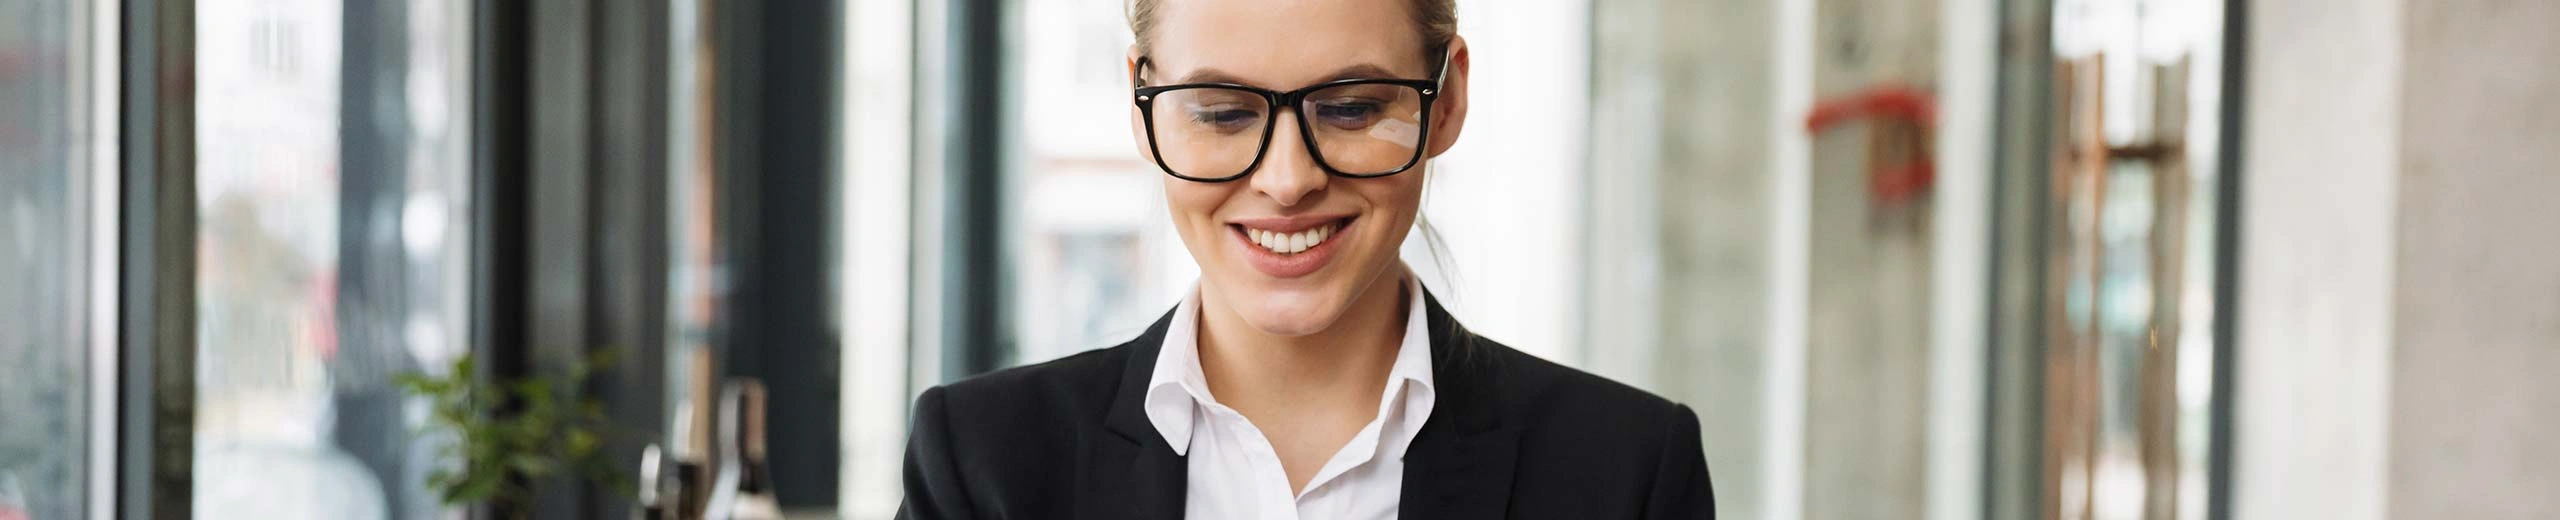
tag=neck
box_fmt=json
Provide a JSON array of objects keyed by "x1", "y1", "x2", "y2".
[{"x1": 1194, "y1": 268, "x2": 1412, "y2": 417}]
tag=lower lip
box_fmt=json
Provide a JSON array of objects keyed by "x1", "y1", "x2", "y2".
[{"x1": 1231, "y1": 219, "x2": 1353, "y2": 279}]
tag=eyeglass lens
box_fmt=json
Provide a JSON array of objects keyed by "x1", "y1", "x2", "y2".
[{"x1": 1149, "y1": 83, "x2": 1426, "y2": 179}]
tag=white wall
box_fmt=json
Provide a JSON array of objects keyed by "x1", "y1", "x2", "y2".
[
  {"x1": 2386, "y1": 0, "x2": 2560, "y2": 516},
  {"x1": 2240, "y1": 1, "x2": 2560, "y2": 517},
  {"x1": 2233, "y1": 0, "x2": 2403, "y2": 518},
  {"x1": 1409, "y1": 0, "x2": 1591, "y2": 361}
]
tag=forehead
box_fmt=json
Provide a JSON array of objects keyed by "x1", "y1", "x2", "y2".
[{"x1": 1147, "y1": 0, "x2": 1427, "y2": 87}]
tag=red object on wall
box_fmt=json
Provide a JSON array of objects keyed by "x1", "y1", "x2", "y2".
[{"x1": 1804, "y1": 85, "x2": 1938, "y2": 205}]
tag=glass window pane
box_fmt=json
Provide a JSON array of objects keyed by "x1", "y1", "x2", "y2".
[
  {"x1": 192, "y1": 1, "x2": 472, "y2": 518},
  {"x1": 1006, "y1": 0, "x2": 1193, "y2": 367},
  {"x1": 0, "y1": 0, "x2": 107, "y2": 518},
  {"x1": 2047, "y1": 0, "x2": 2228, "y2": 516},
  {"x1": 836, "y1": 0, "x2": 917, "y2": 514}
]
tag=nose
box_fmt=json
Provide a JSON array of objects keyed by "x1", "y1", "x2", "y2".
[{"x1": 1249, "y1": 110, "x2": 1327, "y2": 207}]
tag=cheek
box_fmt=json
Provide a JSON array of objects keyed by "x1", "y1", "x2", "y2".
[
  {"x1": 1360, "y1": 175, "x2": 1429, "y2": 232},
  {"x1": 1162, "y1": 180, "x2": 1232, "y2": 240},
  {"x1": 1163, "y1": 179, "x2": 1227, "y2": 216}
]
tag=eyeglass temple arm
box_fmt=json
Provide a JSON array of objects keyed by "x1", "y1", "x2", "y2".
[{"x1": 1432, "y1": 47, "x2": 1454, "y2": 86}]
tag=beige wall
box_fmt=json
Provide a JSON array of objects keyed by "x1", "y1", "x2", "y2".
[
  {"x1": 2241, "y1": 0, "x2": 2560, "y2": 517},
  {"x1": 1586, "y1": 0, "x2": 1787, "y2": 517},
  {"x1": 2235, "y1": 0, "x2": 2403, "y2": 517},
  {"x1": 1588, "y1": 0, "x2": 1956, "y2": 517},
  {"x1": 2388, "y1": 0, "x2": 2560, "y2": 517},
  {"x1": 1801, "y1": 0, "x2": 1941, "y2": 516}
]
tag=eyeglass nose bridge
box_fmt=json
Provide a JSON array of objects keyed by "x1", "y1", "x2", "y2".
[
  {"x1": 1249, "y1": 110, "x2": 1332, "y2": 204},
  {"x1": 1258, "y1": 99, "x2": 1324, "y2": 170},
  {"x1": 1255, "y1": 89, "x2": 1360, "y2": 186}
]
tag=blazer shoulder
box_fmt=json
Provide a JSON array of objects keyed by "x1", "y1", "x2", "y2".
[
  {"x1": 1452, "y1": 336, "x2": 1713, "y2": 519},
  {"x1": 903, "y1": 339, "x2": 1155, "y2": 518},
  {"x1": 925, "y1": 340, "x2": 1134, "y2": 429}
]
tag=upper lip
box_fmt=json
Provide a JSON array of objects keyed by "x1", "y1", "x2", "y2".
[{"x1": 1226, "y1": 214, "x2": 1356, "y2": 233}]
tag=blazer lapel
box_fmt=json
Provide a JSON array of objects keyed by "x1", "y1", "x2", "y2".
[
  {"x1": 1083, "y1": 308, "x2": 1187, "y2": 520},
  {"x1": 1080, "y1": 292, "x2": 1522, "y2": 519},
  {"x1": 1400, "y1": 291, "x2": 1521, "y2": 520}
]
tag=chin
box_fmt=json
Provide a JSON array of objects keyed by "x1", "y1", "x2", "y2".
[{"x1": 1227, "y1": 282, "x2": 1355, "y2": 337}]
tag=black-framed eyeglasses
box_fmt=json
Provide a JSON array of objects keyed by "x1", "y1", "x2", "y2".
[{"x1": 1132, "y1": 54, "x2": 1450, "y2": 182}]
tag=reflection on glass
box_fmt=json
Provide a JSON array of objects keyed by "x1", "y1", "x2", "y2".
[
  {"x1": 836, "y1": 0, "x2": 919, "y2": 513},
  {"x1": 1007, "y1": 0, "x2": 1194, "y2": 366},
  {"x1": 0, "y1": 0, "x2": 102, "y2": 517},
  {"x1": 2046, "y1": 0, "x2": 2222, "y2": 517},
  {"x1": 192, "y1": 1, "x2": 472, "y2": 518}
]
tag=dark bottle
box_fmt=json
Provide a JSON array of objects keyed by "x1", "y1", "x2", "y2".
[
  {"x1": 634, "y1": 443, "x2": 673, "y2": 520},
  {"x1": 663, "y1": 399, "x2": 711, "y2": 520},
  {"x1": 730, "y1": 381, "x2": 782, "y2": 519},
  {"x1": 707, "y1": 380, "x2": 781, "y2": 520}
]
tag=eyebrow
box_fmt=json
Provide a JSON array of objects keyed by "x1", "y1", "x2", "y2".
[{"x1": 1173, "y1": 63, "x2": 1410, "y2": 88}]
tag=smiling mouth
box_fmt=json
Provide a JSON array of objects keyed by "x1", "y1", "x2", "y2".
[{"x1": 1232, "y1": 217, "x2": 1352, "y2": 255}]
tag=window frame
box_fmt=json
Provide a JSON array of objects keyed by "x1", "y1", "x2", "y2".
[
  {"x1": 112, "y1": 0, "x2": 198, "y2": 517},
  {"x1": 93, "y1": 0, "x2": 684, "y2": 517}
]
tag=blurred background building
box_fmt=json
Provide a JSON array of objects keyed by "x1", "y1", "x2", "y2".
[{"x1": 0, "y1": 0, "x2": 2553, "y2": 518}]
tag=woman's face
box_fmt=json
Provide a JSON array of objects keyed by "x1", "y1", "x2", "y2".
[{"x1": 1132, "y1": 0, "x2": 1469, "y2": 337}]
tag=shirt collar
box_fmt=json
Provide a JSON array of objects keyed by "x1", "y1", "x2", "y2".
[
  {"x1": 1142, "y1": 271, "x2": 1439, "y2": 456},
  {"x1": 1141, "y1": 284, "x2": 1213, "y2": 455}
]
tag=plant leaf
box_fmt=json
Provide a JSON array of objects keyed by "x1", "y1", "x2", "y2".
[{"x1": 508, "y1": 453, "x2": 554, "y2": 476}]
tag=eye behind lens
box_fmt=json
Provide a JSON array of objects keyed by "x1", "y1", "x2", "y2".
[{"x1": 1312, "y1": 103, "x2": 1383, "y2": 128}]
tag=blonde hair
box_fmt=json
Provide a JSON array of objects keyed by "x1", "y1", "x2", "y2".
[{"x1": 1126, "y1": 0, "x2": 1458, "y2": 68}]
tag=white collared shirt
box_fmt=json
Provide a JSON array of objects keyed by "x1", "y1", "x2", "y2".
[{"x1": 1142, "y1": 274, "x2": 1438, "y2": 520}]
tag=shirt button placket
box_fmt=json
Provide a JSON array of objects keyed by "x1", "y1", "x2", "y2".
[{"x1": 1239, "y1": 425, "x2": 1294, "y2": 520}]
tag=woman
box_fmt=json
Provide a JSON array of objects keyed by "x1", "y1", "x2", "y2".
[{"x1": 899, "y1": 0, "x2": 1714, "y2": 517}]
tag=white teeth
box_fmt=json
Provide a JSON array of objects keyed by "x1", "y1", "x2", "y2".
[{"x1": 1244, "y1": 222, "x2": 1343, "y2": 255}]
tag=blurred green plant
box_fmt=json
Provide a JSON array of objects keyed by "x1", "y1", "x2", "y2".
[{"x1": 396, "y1": 352, "x2": 630, "y2": 518}]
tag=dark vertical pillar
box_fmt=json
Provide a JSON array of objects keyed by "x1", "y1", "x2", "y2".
[
  {"x1": 333, "y1": 0, "x2": 426, "y2": 517},
  {"x1": 944, "y1": 0, "x2": 1011, "y2": 379},
  {"x1": 117, "y1": 0, "x2": 195, "y2": 518},
  {"x1": 472, "y1": 0, "x2": 529, "y2": 393},
  {"x1": 587, "y1": 0, "x2": 673, "y2": 516},
  {"x1": 1983, "y1": 0, "x2": 2054, "y2": 518},
  {"x1": 2204, "y1": 2, "x2": 2247, "y2": 519},
  {"x1": 712, "y1": 0, "x2": 843, "y2": 509},
  {"x1": 473, "y1": 0, "x2": 672, "y2": 515},
  {"x1": 525, "y1": 0, "x2": 595, "y2": 516}
]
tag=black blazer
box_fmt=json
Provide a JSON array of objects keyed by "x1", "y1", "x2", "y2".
[{"x1": 899, "y1": 291, "x2": 1715, "y2": 519}]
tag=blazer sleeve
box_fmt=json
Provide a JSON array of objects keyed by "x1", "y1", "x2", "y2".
[
  {"x1": 1645, "y1": 404, "x2": 1717, "y2": 519},
  {"x1": 897, "y1": 386, "x2": 975, "y2": 520}
]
